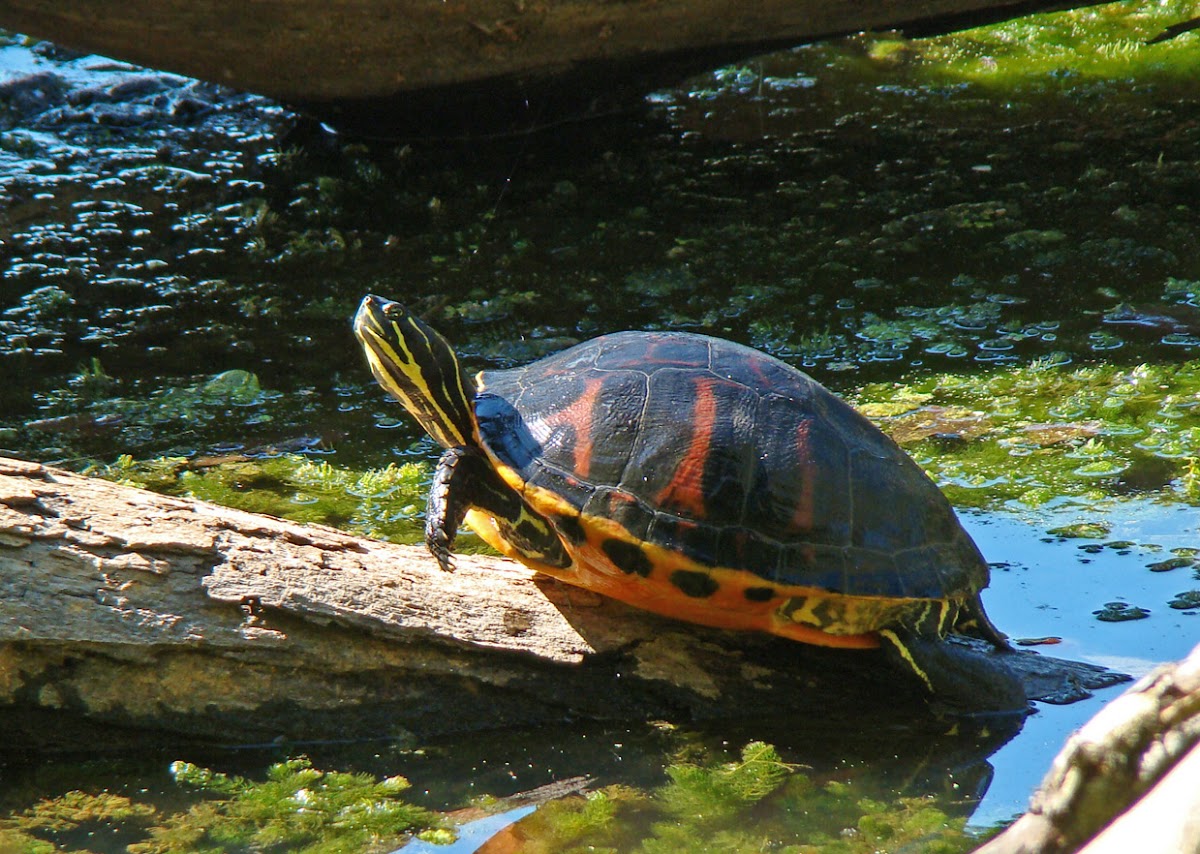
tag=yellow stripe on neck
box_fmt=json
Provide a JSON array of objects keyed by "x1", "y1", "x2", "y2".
[
  {"x1": 360, "y1": 320, "x2": 473, "y2": 449},
  {"x1": 878, "y1": 629, "x2": 935, "y2": 694}
]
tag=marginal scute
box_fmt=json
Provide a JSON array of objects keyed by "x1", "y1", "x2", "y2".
[
  {"x1": 515, "y1": 519, "x2": 546, "y2": 546},
  {"x1": 669, "y1": 569, "x2": 720, "y2": 599},
  {"x1": 650, "y1": 515, "x2": 720, "y2": 567},
  {"x1": 587, "y1": 487, "x2": 652, "y2": 541},
  {"x1": 602, "y1": 538, "x2": 653, "y2": 577}
]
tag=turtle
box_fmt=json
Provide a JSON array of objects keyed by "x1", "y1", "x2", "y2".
[{"x1": 353, "y1": 293, "x2": 1025, "y2": 712}]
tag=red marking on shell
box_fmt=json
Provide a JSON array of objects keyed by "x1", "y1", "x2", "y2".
[
  {"x1": 541, "y1": 376, "x2": 605, "y2": 479},
  {"x1": 655, "y1": 376, "x2": 717, "y2": 519},
  {"x1": 790, "y1": 417, "x2": 816, "y2": 533},
  {"x1": 607, "y1": 490, "x2": 636, "y2": 506}
]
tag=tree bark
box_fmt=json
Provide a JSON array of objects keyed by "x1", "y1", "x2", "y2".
[
  {"x1": 0, "y1": 0, "x2": 1107, "y2": 134},
  {"x1": 975, "y1": 642, "x2": 1200, "y2": 854},
  {"x1": 0, "y1": 1, "x2": 1106, "y2": 102},
  {"x1": 0, "y1": 456, "x2": 1123, "y2": 749}
]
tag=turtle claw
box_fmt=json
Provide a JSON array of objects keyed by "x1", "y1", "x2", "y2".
[{"x1": 432, "y1": 546, "x2": 456, "y2": 573}]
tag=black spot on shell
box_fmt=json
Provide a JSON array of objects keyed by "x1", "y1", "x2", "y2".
[
  {"x1": 602, "y1": 539, "x2": 653, "y2": 577},
  {"x1": 743, "y1": 586, "x2": 775, "y2": 602},
  {"x1": 670, "y1": 569, "x2": 719, "y2": 599},
  {"x1": 554, "y1": 513, "x2": 587, "y2": 544}
]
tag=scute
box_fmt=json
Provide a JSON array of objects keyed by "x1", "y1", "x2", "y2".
[
  {"x1": 621, "y1": 370, "x2": 757, "y2": 522},
  {"x1": 475, "y1": 330, "x2": 988, "y2": 601}
]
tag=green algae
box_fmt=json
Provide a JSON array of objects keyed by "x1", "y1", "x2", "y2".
[
  {"x1": 1167, "y1": 590, "x2": 1200, "y2": 610},
  {"x1": 914, "y1": 1, "x2": 1200, "y2": 91},
  {"x1": 90, "y1": 353, "x2": 1200, "y2": 551},
  {"x1": 86, "y1": 345, "x2": 1200, "y2": 554},
  {"x1": 854, "y1": 359, "x2": 1200, "y2": 508},
  {"x1": 10, "y1": 2, "x2": 1200, "y2": 465},
  {"x1": 1047, "y1": 521, "x2": 1113, "y2": 539},
  {"x1": 1147, "y1": 555, "x2": 1196, "y2": 572},
  {"x1": 0, "y1": 744, "x2": 987, "y2": 853},
  {"x1": 1166, "y1": 590, "x2": 1200, "y2": 609},
  {"x1": 17, "y1": 365, "x2": 287, "y2": 464},
  {"x1": 1092, "y1": 601, "x2": 1152, "y2": 622},
  {"x1": 99, "y1": 453, "x2": 435, "y2": 545},
  {"x1": 495, "y1": 741, "x2": 981, "y2": 854},
  {"x1": 0, "y1": 757, "x2": 444, "y2": 854},
  {"x1": 760, "y1": 1, "x2": 1200, "y2": 114}
]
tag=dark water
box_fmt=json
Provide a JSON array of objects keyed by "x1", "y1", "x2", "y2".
[{"x1": 2, "y1": 9, "x2": 1200, "y2": 850}]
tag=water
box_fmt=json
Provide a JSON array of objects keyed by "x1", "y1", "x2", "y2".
[
  {"x1": 2, "y1": 6, "x2": 1200, "y2": 850},
  {"x1": 961, "y1": 505, "x2": 1199, "y2": 827}
]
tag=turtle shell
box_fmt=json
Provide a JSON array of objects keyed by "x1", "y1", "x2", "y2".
[{"x1": 469, "y1": 331, "x2": 989, "y2": 645}]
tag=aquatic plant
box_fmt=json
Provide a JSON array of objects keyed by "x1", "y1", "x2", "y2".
[
  {"x1": 100, "y1": 453, "x2": 433, "y2": 544},
  {"x1": 90, "y1": 353, "x2": 1200, "y2": 560},
  {"x1": 0, "y1": 757, "x2": 446, "y2": 853},
  {"x1": 915, "y1": 0, "x2": 1200, "y2": 90},
  {"x1": 4, "y1": 0, "x2": 1200, "y2": 847},
  {"x1": 854, "y1": 359, "x2": 1200, "y2": 507},
  {"x1": 485, "y1": 741, "x2": 981, "y2": 853},
  {"x1": 0, "y1": 742, "x2": 988, "y2": 853},
  {"x1": 127, "y1": 758, "x2": 444, "y2": 854},
  {"x1": 1, "y1": 790, "x2": 157, "y2": 853}
]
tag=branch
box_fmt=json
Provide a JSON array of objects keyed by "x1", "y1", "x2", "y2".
[{"x1": 0, "y1": 456, "x2": 1123, "y2": 748}]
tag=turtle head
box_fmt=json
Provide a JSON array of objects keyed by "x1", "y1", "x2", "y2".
[{"x1": 354, "y1": 294, "x2": 478, "y2": 449}]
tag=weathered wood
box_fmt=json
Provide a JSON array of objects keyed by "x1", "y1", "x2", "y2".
[
  {"x1": 0, "y1": 456, "x2": 1122, "y2": 748},
  {"x1": 0, "y1": 0, "x2": 1106, "y2": 133},
  {"x1": 976, "y1": 642, "x2": 1200, "y2": 854}
]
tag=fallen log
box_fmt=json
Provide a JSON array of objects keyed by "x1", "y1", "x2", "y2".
[
  {"x1": 0, "y1": 456, "x2": 1122, "y2": 750},
  {"x1": 975, "y1": 642, "x2": 1200, "y2": 854},
  {"x1": 0, "y1": 0, "x2": 1106, "y2": 134}
]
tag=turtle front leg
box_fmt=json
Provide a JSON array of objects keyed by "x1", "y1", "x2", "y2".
[
  {"x1": 426, "y1": 445, "x2": 528, "y2": 571},
  {"x1": 426, "y1": 446, "x2": 486, "y2": 572}
]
